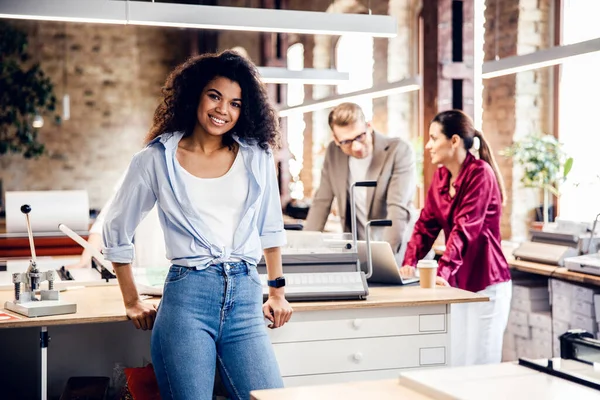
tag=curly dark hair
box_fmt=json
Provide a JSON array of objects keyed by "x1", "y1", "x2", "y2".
[{"x1": 146, "y1": 50, "x2": 280, "y2": 150}]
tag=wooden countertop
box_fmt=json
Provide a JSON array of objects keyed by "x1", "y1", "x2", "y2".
[
  {"x1": 436, "y1": 242, "x2": 600, "y2": 287},
  {"x1": 250, "y1": 379, "x2": 432, "y2": 400},
  {"x1": 0, "y1": 285, "x2": 487, "y2": 329},
  {"x1": 508, "y1": 256, "x2": 600, "y2": 286},
  {"x1": 252, "y1": 361, "x2": 600, "y2": 400}
]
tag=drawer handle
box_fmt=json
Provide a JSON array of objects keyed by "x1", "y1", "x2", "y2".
[
  {"x1": 353, "y1": 352, "x2": 363, "y2": 362},
  {"x1": 352, "y1": 319, "x2": 362, "y2": 329}
]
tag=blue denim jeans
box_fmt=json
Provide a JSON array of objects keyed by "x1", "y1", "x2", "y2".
[{"x1": 151, "y1": 262, "x2": 283, "y2": 400}]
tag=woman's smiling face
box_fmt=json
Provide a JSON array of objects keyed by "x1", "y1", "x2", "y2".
[{"x1": 196, "y1": 76, "x2": 242, "y2": 137}]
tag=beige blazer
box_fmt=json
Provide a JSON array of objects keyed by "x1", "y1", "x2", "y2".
[{"x1": 304, "y1": 132, "x2": 416, "y2": 254}]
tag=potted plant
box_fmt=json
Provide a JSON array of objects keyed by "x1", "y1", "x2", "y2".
[
  {"x1": 501, "y1": 133, "x2": 573, "y2": 225},
  {"x1": 0, "y1": 21, "x2": 59, "y2": 158}
]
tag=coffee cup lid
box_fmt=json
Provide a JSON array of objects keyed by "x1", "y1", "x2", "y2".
[{"x1": 417, "y1": 260, "x2": 438, "y2": 268}]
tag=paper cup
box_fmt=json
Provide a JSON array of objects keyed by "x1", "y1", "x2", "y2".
[{"x1": 417, "y1": 260, "x2": 438, "y2": 289}]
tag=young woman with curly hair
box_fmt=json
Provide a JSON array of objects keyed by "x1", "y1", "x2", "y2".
[{"x1": 102, "y1": 50, "x2": 292, "y2": 399}]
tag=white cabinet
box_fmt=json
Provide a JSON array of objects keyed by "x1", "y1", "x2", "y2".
[{"x1": 267, "y1": 304, "x2": 451, "y2": 386}]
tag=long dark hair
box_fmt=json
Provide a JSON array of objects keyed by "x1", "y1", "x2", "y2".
[
  {"x1": 432, "y1": 110, "x2": 506, "y2": 204},
  {"x1": 146, "y1": 50, "x2": 279, "y2": 150}
]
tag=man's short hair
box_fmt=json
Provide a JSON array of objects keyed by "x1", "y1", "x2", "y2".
[{"x1": 328, "y1": 103, "x2": 366, "y2": 130}]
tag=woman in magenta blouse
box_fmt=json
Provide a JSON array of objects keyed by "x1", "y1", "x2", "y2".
[{"x1": 401, "y1": 110, "x2": 512, "y2": 366}]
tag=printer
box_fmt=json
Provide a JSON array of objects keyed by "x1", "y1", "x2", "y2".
[{"x1": 513, "y1": 218, "x2": 600, "y2": 266}]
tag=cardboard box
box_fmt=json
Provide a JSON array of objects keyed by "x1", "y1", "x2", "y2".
[
  {"x1": 513, "y1": 283, "x2": 550, "y2": 301},
  {"x1": 552, "y1": 319, "x2": 570, "y2": 337},
  {"x1": 516, "y1": 337, "x2": 535, "y2": 358},
  {"x1": 573, "y1": 285, "x2": 600, "y2": 304},
  {"x1": 572, "y1": 299, "x2": 596, "y2": 318},
  {"x1": 550, "y1": 279, "x2": 573, "y2": 297},
  {"x1": 552, "y1": 293, "x2": 571, "y2": 309},
  {"x1": 503, "y1": 331, "x2": 516, "y2": 352},
  {"x1": 594, "y1": 294, "x2": 600, "y2": 321},
  {"x1": 529, "y1": 311, "x2": 552, "y2": 331},
  {"x1": 502, "y1": 348, "x2": 518, "y2": 362},
  {"x1": 531, "y1": 326, "x2": 552, "y2": 342},
  {"x1": 532, "y1": 339, "x2": 553, "y2": 359},
  {"x1": 512, "y1": 297, "x2": 551, "y2": 313},
  {"x1": 508, "y1": 309, "x2": 529, "y2": 326},
  {"x1": 508, "y1": 322, "x2": 531, "y2": 339},
  {"x1": 553, "y1": 305, "x2": 571, "y2": 324},
  {"x1": 553, "y1": 337, "x2": 561, "y2": 358},
  {"x1": 570, "y1": 313, "x2": 598, "y2": 333}
]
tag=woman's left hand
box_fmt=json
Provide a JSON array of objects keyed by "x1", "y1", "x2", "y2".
[
  {"x1": 436, "y1": 276, "x2": 450, "y2": 286},
  {"x1": 263, "y1": 295, "x2": 293, "y2": 329}
]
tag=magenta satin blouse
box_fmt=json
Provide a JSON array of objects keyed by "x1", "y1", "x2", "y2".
[{"x1": 403, "y1": 153, "x2": 511, "y2": 293}]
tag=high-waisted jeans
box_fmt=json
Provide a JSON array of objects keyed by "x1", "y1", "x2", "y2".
[{"x1": 151, "y1": 262, "x2": 283, "y2": 400}]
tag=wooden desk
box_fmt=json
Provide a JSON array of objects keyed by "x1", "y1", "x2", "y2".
[
  {"x1": 0, "y1": 285, "x2": 486, "y2": 397},
  {"x1": 251, "y1": 379, "x2": 432, "y2": 400},
  {"x1": 0, "y1": 285, "x2": 485, "y2": 329},
  {"x1": 252, "y1": 361, "x2": 600, "y2": 400},
  {"x1": 507, "y1": 256, "x2": 600, "y2": 287},
  {"x1": 435, "y1": 241, "x2": 600, "y2": 288}
]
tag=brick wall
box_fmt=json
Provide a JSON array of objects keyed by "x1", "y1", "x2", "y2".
[
  {"x1": 0, "y1": 21, "x2": 188, "y2": 209},
  {"x1": 512, "y1": 0, "x2": 551, "y2": 240},
  {"x1": 482, "y1": 0, "x2": 551, "y2": 240},
  {"x1": 483, "y1": 0, "x2": 520, "y2": 239}
]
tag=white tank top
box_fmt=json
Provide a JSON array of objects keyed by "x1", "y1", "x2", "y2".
[{"x1": 176, "y1": 150, "x2": 249, "y2": 252}]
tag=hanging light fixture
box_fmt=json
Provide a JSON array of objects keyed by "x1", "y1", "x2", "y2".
[
  {"x1": 32, "y1": 114, "x2": 44, "y2": 128},
  {"x1": 0, "y1": 0, "x2": 397, "y2": 37},
  {"x1": 257, "y1": 67, "x2": 349, "y2": 85},
  {"x1": 482, "y1": 37, "x2": 600, "y2": 79},
  {"x1": 278, "y1": 77, "x2": 421, "y2": 117}
]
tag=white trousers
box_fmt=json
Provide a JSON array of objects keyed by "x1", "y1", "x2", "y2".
[{"x1": 450, "y1": 280, "x2": 513, "y2": 366}]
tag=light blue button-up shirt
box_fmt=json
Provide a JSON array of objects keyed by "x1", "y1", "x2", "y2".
[{"x1": 102, "y1": 131, "x2": 286, "y2": 268}]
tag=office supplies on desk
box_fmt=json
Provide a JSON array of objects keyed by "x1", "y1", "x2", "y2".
[
  {"x1": 5, "y1": 191, "x2": 89, "y2": 235},
  {"x1": 258, "y1": 271, "x2": 368, "y2": 301},
  {"x1": 57, "y1": 266, "x2": 74, "y2": 281},
  {"x1": 4, "y1": 205, "x2": 77, "y2": 317},
  {"x1": 257, "y1": 231, "x2": 369, "y2": 301},
  {"x1": 513, "y1": 241, "x2": 578, "y2": 266},
  {"x1": 564, "y1": 253, "x2": 600, "y2": 276},
  {"x1": 513, "y1": 218, "x2": 600, "y2": 266},
  {"x1": 255, "y1": 181, "x2": 380, "y2": 301}
]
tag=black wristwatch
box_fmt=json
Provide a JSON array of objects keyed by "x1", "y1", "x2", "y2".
[{"x1": 267, "y1": 276, "x2": 286, "y2": 288}]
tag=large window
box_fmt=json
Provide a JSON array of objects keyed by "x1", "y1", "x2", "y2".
[
  {"x1": 558, "y1": 0, "x2": 600, "y2": 222},
  {"x1": 287, "y1": 43, "x2": 306, "y2": 200},
  {"x1": 336, "y1": 35, "x2": 374, "y2": 121}
]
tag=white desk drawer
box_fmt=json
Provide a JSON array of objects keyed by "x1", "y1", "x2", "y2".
[
  {"x1": 269, "y1": 305, "x2": 447, "y2": 343},
  {"x1": 274, "y1": 333, "x2": 448, "y2": 376}
]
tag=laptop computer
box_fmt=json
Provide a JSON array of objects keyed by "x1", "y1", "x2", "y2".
[{"x1": 356, "y1": 240, "x2": 419, "y2": 285}]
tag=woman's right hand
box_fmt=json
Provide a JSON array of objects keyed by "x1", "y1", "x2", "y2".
[
  {"x1": 65, "y1": 255, "x2": 92, "y2": 269},
  {"x1": 125, "y1": 300, "x2": 157, "y2": 330},
  {"x1": 399, "y1": 265, "x2": 416, "y2": 278}
]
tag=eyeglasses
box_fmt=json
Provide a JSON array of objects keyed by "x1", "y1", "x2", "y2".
[{"x1": 336, "y1": 131, "x2": 367, "y2": 148}]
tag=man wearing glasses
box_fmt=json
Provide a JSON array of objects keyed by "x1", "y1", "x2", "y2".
[{"x1": 304, "y1": 102, "x2": 416, "y2": 257}]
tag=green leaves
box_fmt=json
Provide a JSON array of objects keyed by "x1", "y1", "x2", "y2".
[
  {"x1": 501, "y1": 133, "x2": 573, "y2": 196},
  {"x1": 0, "y1": 21, "x2": 59, "y2": 159},
  {"x1": 563, "y1": 157, "x2": 573, "y2": 178}
]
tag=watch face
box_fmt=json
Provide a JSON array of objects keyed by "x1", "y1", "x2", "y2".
[{"x1": 269, "y1": 277, "x2": 285, "y2": 288}]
